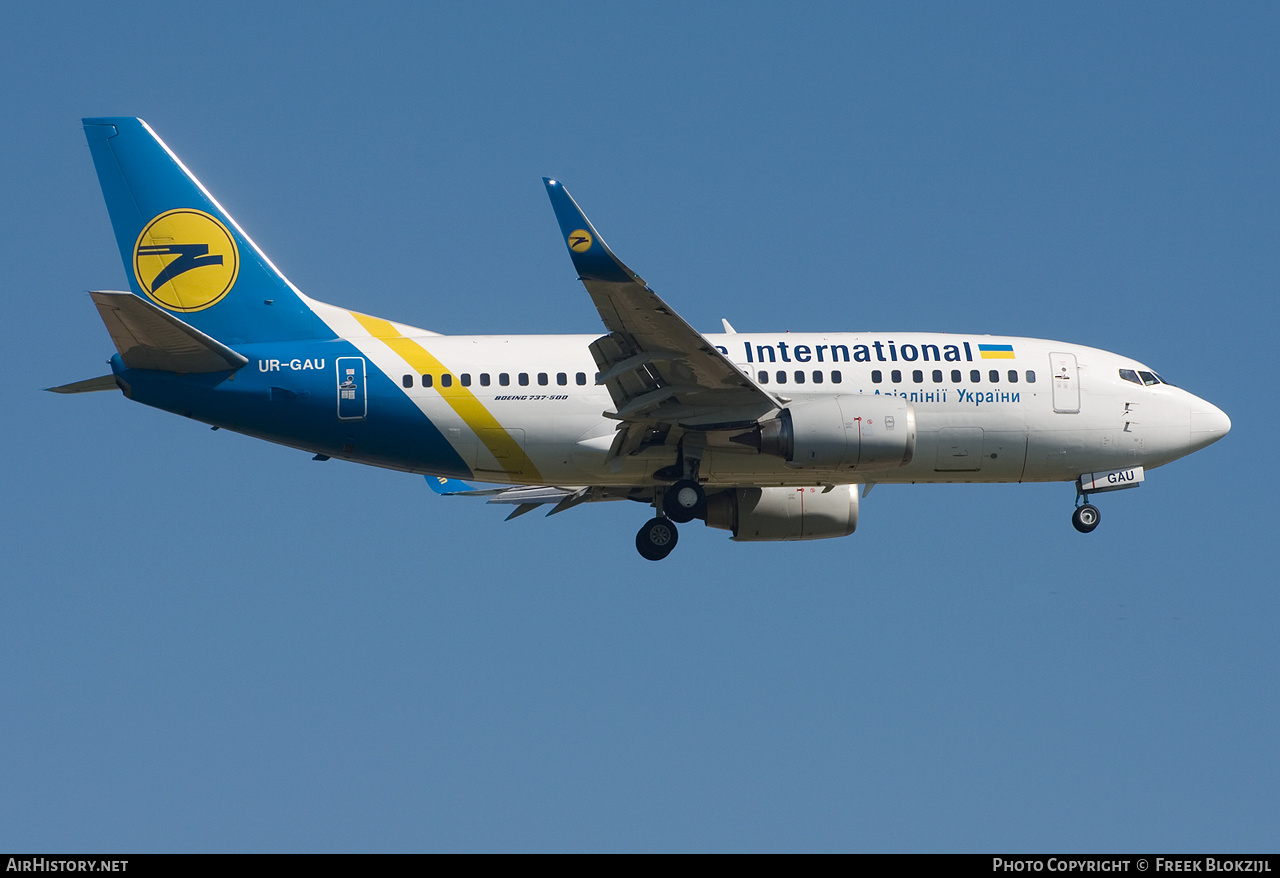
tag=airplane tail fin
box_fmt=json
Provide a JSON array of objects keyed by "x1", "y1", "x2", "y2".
[{"x1": 82, "y1": 118, "x2": 332, "y2": 346}]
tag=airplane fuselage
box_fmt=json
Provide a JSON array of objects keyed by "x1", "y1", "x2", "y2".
[{"x1": 112, "y1": 313, "x2": 1228, "y2": 490}]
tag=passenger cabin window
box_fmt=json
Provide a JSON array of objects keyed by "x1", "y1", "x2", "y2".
[
  {"x1": 1008, "y1": 370, "x2": 1018, "y2": 383},
  {"x1": 794, "y1": 370, "x2": 805, "y2": 384},
  {"x1": 891, "y1": 370, "x2": 902, "y2": 383},
  {"x1": 812, "y1": 371, "x2": 823, "y2": 384},
  {"x1": 776, "y1": 370, "x2": 787, "y2": 384},
  {"x1": 537, "y1": 372, "x2": 548, "y2": 386},
  {"x1": 440, "y1": 374, "x2": 452, "y2": 388},
  {"x1": 932, "y1": 370, "x2": 943, "y2": 383},
  {"x1": 518, "y1": 373, "x2": 529, "y2": 386},
  {"x1": 402, "y1": 375, "x2": 413, "y2": 388},
  {"x1": 420, "y1": 374, "x2": 432, "y2": 388},
  {"x1": 1026, "y1": 370, "x2": 1036, "y2": 383},
  {"x1": 480, "y1": 373, "x2": 491, "y2": 386},
  {"x1": 758, "y1": 370, "x2": 769, "y2": 384},
  {"x1": 871, "y1": 370, "x2": 882, "y2": 384},
  {"x1": 989, "y1": 370, "x2": 999, "y2": 383},
  {"x1": 575, "y1": 372, "x2": 587, "y2": 385},
  {"x1": 556, "y1": 372, "x2": 567, "y2": 386},
  {"x1": 499, "y1": 373, "x2": 510, "y2": 386},
  {"x1": 831, "y1": 370, "x2": 842, "y2": 384},
  {"x1": 460, "y1": 373, "x2": 471, "y2": 387},
  {"x1": 970, "y1": 370, "x2": 981, "y2": 383},
  {"x1": 912, "y1": 370, "x2": 923, "y2": 383},
  {"x1": 951, "y1": 370, "x2": 962, "y2": 383}
]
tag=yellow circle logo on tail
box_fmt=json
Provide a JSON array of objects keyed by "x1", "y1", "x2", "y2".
[
  {"x1": 568, "y1": 229, "x2": 593, "y2": 253},
  {"x1": 133, "y1": 209, "x2": 239, "y2": 312}
]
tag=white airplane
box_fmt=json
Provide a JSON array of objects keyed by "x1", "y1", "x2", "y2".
[{"x1": 54, "y1": 118, "x2": 1231, "y2": 560}]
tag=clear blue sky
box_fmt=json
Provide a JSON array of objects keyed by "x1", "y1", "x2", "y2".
[{"x1": 2, "y1": 1, "x2": 1276, "y2": 852}]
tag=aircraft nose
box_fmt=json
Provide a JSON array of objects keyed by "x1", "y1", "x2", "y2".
[{"x1": 1189, "y1": 400, "x2": 1231, "y2": 449}]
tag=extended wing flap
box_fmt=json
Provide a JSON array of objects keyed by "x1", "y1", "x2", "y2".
[
  {"x1": 90, "y1": 290, "x2": 249, "y2": 373},
  {"x1": 544, "y1": 180, "x2": 778, "y2": 428}
]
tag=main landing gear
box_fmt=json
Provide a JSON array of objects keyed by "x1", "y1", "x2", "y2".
[
  {"x1": 636, "y1": 443, "x2": 709, "y2": 560},
  {"x1": 636, "y1": 480, "x2": 707, "y2": 560},
  {"x1": 662, "y1": 478, "x2": 707, "y2": 523},
  {"x1": 636, "y1": 516, "x2": 680, "y2": 561},
  {"x1": 1072, "y1": 497, "x2": 1101, "y2": 534}
]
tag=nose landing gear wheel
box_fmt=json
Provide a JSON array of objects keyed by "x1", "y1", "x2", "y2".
[
  {"x1": 636, "y1": 517, "x2": 679, "y2": 561},
  {"x1": 1072, "y1": 503, "x2": 1101, "y2": 533},
  {"x1": 662, "y1": 479, "x2": 706, "y2": 524}
]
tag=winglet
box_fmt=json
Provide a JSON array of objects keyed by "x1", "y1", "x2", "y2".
[
  {"x1": 543, "y1": 178, "x2": 636, "y2": 284},
  {"x1": 425, "y1": 475, "x2": 477, "y2": 494}
]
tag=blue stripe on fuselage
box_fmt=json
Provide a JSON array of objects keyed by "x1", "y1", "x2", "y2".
[{"x1": 110, "y1": 339, "x2": 472, "y2": 477}]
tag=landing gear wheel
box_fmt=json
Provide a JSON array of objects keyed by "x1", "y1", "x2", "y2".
[
  {"x1": 636, "y1": 517, "x2": 679, "y2": 561},
  {"x1": 662, "y1": 479, "x2": 706, "y2": 524},
  {"x1": 1072, "y1": 503, "x2": 1101, "y2": 534}
]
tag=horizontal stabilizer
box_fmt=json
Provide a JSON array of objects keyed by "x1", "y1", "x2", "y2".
[
  {"x1": 45, "y1": 375, "x2": 118, "y2": 394},
  {"x1": 90, "y1": 291, "x2": 249, "y2": 373}
]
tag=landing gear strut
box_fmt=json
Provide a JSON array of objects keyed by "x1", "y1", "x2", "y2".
[
  {"x1": 637, "y1": 438, "x2": 705, "y2": 559},
  {"x1": 636, "y1": 517, "x2": 679, "y2": 561},
  {"x1": 657, "y1": 437, "x2": 707, "y2": 525}
]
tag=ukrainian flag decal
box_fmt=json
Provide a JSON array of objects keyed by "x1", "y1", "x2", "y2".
[{"x1": 978, "y1": 344, "x2": 1015, "y2": 359}]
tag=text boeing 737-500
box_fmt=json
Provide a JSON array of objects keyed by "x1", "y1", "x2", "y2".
[{"x1": 53, "y1": 118, "x2": 1230, "y2": 560}]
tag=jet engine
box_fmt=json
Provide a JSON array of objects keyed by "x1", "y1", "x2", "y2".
[
  {"x1": 705, "y1": 485, "x2": 859, "y2": 541},
  {"x1": 732, "y1": 395, "x2": 916, "y2": 471}
]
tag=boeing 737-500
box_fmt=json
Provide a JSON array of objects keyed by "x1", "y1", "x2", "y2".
[{"x1": 53, "y1": 118, "x2": 1231, "y2": 560}]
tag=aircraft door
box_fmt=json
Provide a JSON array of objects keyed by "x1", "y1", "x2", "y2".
[
  {"x1": 336, "y1": 357, "x2": 367, "y2": 420},
  {"x1": 1050, "y1": 352, "x2": 1080, "y2": 413}
]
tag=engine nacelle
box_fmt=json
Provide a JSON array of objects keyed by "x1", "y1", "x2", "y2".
[
  {"x1": 736, "y1": 395, "x2": 916, "y2": 471},
  {"x1": 705, "y1": 485, "x2": 859, "y2": 541}
]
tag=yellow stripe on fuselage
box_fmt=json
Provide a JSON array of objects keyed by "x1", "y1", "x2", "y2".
[{"x1": 348, "y1": 311, "x2": 542, "y2": 480}]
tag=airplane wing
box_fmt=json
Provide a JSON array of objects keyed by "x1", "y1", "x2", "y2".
[
  {"x1": 544, "y1": 180, "x2": 781, "y2": 445},
  {"x1": 425, "y1": 475, "x2": 629, "y2": 520}
]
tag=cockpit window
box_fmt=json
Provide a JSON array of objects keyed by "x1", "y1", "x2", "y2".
[
  {"x1": 1120, "y1": 367, "x2": 1169, "y2": 387},
  {"x1": 1155, "y1": 372, "x2": 1175, "y2": 387}
]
